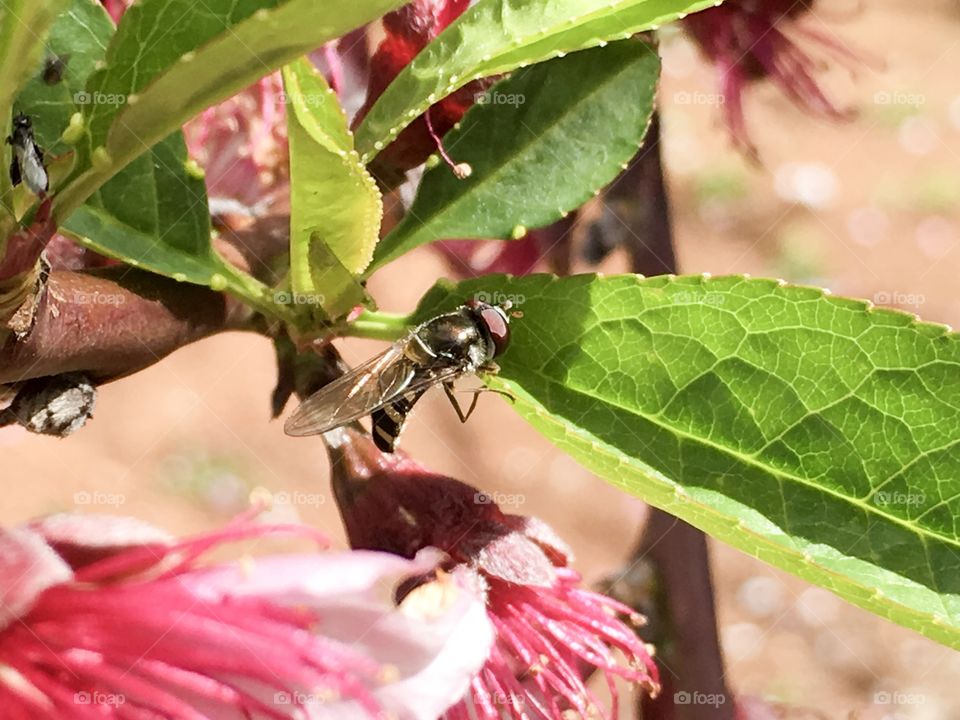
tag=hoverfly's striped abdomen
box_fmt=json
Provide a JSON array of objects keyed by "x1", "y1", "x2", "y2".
[{"x1": 372, "y1": 387, "x2": 428, "y2": 452}]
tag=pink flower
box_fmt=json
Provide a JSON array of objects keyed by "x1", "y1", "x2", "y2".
[
  {"x1": 683, "y1": 1, "x2": 861, "y2": 154},
  {"x1": 0, "y1": 510, "x2": 493, "y2": 718},
  {"x1": 326, "y1": 426, "x2": 659, "y2": 720},
  {"x1": 182, "y1": 72, "x2": 290, "y2": 220},
  {"x1": 436, "y1": 235, "x2": 545, "y2": 278},
  {"x1": 100, "y1": 0, "x2": 132, "y2": 23}
]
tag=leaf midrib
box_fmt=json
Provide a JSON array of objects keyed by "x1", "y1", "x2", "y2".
[
  {"x1": 502, "y1": 377, "x2": 960, "y2": 638},
  {"x1": 385, "y1": 46, "x2": 654, "y2": 252},
  {"x1": 514, "y1": 364, "x2": 960, "y2": 554}
]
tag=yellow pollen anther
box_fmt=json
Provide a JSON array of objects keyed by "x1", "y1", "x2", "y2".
[
  {"x1": 378, "y1": 664, "x2": 401, "y2": 684},
  {"x1": 400, "y1": 569, "x2": 458, "y2": 620},
  {"x1": 249, "y1": 486, "x2": 274, "y2": 510}
]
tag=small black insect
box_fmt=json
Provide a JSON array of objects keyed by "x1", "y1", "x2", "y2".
[
  {"x1": 7, "y1": 113, "x2": 48, "y2": 196},
  {"x1": 42, "y1": 54, "x2": 70, "y2": 85},
  {"x1": 285, "y1": 300, "x2": 514, "y2": 452}
]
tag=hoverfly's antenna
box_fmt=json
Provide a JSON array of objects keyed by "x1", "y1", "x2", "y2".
[{"x1": 498, "y1": 299, "x2": 524, "y2": 319}]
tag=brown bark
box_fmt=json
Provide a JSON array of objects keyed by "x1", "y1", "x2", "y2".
[
  {"x1": 0, "y1": 215, "x2": 290, "y2": 388},
  {"x1": 0, "y1": 266, "x2": 250, "y2": 385}
]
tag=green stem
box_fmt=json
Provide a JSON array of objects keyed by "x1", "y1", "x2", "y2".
[{"x1": 338, "y1": 310, "x2": 410, "y2": 341}]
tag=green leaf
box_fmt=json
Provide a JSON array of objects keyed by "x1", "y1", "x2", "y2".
[
  {"x1": 62, "y1": 202, "x2": 223, "y2": 282},
  {"x1": 283, "y1": 58, "x2": 380, "y2": 321},
  {"x1": 372, "y1": 40, "x2": 659, "y2": 270},
  {"x1": 61, "y1": 199, "x2": 276, "y2": 317},
  {"x1": 354, "y1": 0, "x2": 713, "y2": 161},
  {"x1": 298, "y1": 232, "x2": 372, "y2": 325},
  {"x1": 53, "y1": 0, "x2": 407, "y2": 222},
  {"x1": 415, "y1": 274, "x2": 960, "y2": 649},
  {"x1": 60, "y1": 132, "x2": 278, "y2": 316},
  {"x1": 97, "y1": 134, "x2": 209, "y2": 250}
]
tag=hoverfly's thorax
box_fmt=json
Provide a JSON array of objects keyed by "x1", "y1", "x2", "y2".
[{"x1": 415, "y1": 311, "x2": 483, "y2": 365}]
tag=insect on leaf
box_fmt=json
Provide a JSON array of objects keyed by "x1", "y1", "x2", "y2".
[
  {"x1": 0, "y1": 0, "x2": 71, "y2": 223},
  {"x1": 416, "y1": 273, "x2": 960, "y2": 651}
]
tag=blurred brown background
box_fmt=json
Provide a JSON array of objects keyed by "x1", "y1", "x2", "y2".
[{"x1": 2, "y1": 1, "x2": 959, "y2": 718}]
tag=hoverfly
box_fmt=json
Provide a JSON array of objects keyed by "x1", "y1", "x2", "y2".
[
  {"x1": 6, "y1": 113, "x2": 48, "y2": 197},
  {"x1": 284, "y1": 300, "x2": 513, "y2": 452}
]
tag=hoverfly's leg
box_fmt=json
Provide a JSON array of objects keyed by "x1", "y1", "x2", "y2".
[
  {"x1": 483, "y1": 387, "x2": 517, "y2": 404},
  {"x1": 443, "y1": 383, "x2": 514, "y2": 424},
  {"x1": 443, "y1": 381, "x2": 474, "y2": 423}
]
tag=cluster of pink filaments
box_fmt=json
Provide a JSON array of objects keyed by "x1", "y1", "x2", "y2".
[
  {"x1": 0, "y1": 520, "x2": 382, "y2": 719},
  {"x1": 326, "y1": 426, "x2": 659, "y2": 720},
  {"x1": 682, "y1": 1, "x2": 862, "y2": 153},
  {"x1": 447, "y1": 568, "x2": 657, "y2": 720}
]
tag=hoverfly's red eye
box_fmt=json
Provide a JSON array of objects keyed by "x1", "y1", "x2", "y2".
[{"x1": 479, "y1": 306, "x2": 511, "y2": 357}]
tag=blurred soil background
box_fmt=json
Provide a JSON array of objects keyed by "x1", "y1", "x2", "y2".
[{"x1": 2, "y1": 1, "x2": 960, "y2": 717}]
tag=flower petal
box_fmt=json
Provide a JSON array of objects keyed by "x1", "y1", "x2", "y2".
[
  {"x1": 28, "y1": 513, "x2": 172, "y2": 572},
  {"x1": 0, "y1": 528, "x2": 71, "y2": 631},
  {"x1": 184, "y1": 549, "x2": 494, "y2": 719}
]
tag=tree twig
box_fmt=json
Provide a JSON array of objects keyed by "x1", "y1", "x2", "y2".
[
  {"x1": 0, "y1": 216, "x2": 289, "y2": 388},
  {"x1": 600, "y1": 113, "x2": 734, "y2": 720},
  {"x1": 0, "y1": 266, "x2": 250, "y2": 385}
]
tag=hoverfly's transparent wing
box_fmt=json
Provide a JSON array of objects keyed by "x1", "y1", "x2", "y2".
[
  {"x1": 20, "y1": 150, "x2": 48, "y2": 195},
  {"x1": 284, "y1": 343, "x2": 411, "y2": 436},
  {"x1": 284, "y1": 342, "x2": 471, "y2": 437}
]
